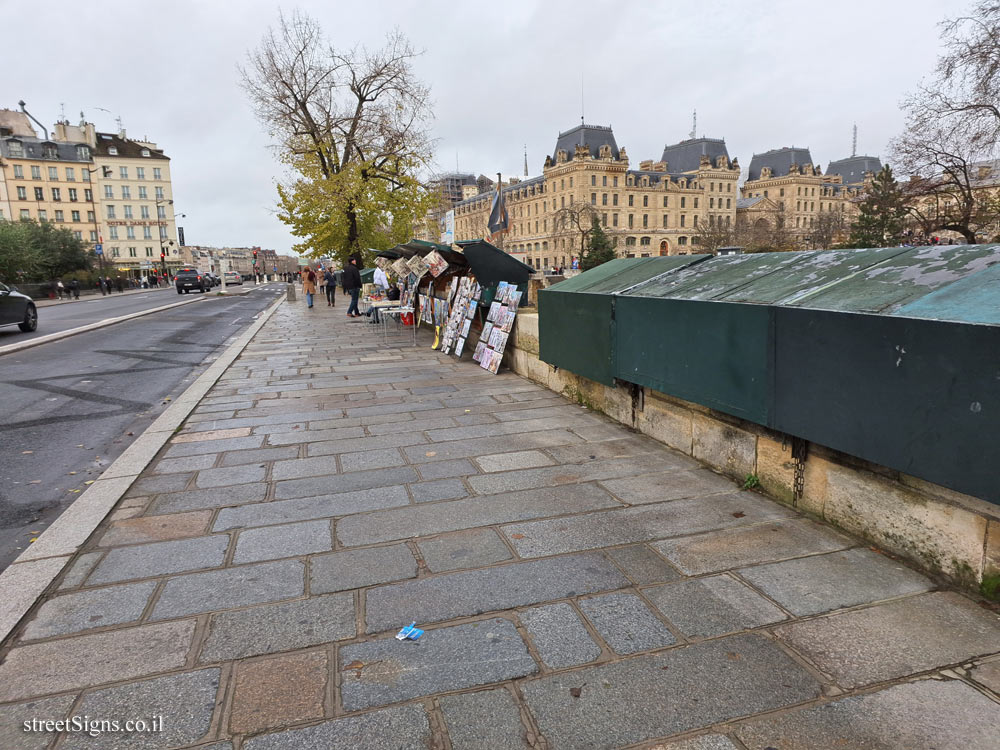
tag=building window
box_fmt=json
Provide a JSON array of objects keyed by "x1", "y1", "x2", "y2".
[
  {"x1": 693, "y1": 215, "x2": 699, "y2": 226},
  {"x1": 38, "y1": 209, "x2": 47, "y2": 221},
  {"x1": 126, "y1": 226, "x2": 136, "y2": 239},
  {"x1": 119, "y1": 166, "x2": 129, "y2": 179},
  {"x1": 73, "y1": 231, "x2": 82, "y2": 240},
  {"x1": 153, "y1": 167, "x2": 162, "y2": 180},
  {"x1": 613, "y1": 177, "x2": 618, "y2": 187},
  {"x1": 140, "y1": 205, "x2": 150, "y2": 219},
  {"x1": 694, "y1": 197, "x2": 699, "y2": 208},
  {"x1": 128, "y1": 247, "x2": 137, "y2": 257},
  {"x1": 124, "y1": 205, "x2": 133, "y2": 219},
  {"x1": 613, "y1": 213, "x2": 619, "y2": 227},
  {"x1": 111, "y1": 247, "x2": 120, "y2": 257},
  {"x1": 68, "y1": 188, "x2": 78, "y2": 201},
  {"x1": 569, "y1": 177, "x2": 573, "y2": 187},
  {"x1": 628, "y1": 214, "x2": 634, "y2": 228},
  {"x1": 680, "y1": 215, "x2": 686, "y2": 227},
  {"x1": 138, "y1": 186, "x2": 147, "y2": 199},
  {"x1": 780, "y1": 188, "x2": 785, "y2": 197},
  {"x1": 121, "y1": 185, "x2": 131, "y2": 199},
  {"x1": 602, "y1": 213, "x2": 608, "y2": 226},
  {"x1": 678, "y1": 236, "x2": 687, "y2": 245},
  {"x1": 628, "y1": 195, "x2": 634, "y2": 207},
  {"x1": 591, "y1": 193, "x2": 597, "y2": 205},
  {"x1": 710, "y1": 197, "x2": 715, "y2": 208},
  {"x1": 726, "y1": 198, "x2": 730, "y2": 209},
  {"x1": 8, "y1": 141, "x2": 24, "y2": 157},
  {"x1": 66, "y1": 167, "x2": 76, "y2": 181},
  {"x1": 84, "y1": 189, "x2": 93, "y2": 201},
  {"x1": 34, "y1": 187, "x2": 44, "y2": 200},
  {"x1": 104, "y1": 185, "x2": 114, "y2": 199},
  {"x1": 146, "y1": 246, "x2": 154, "y2": 256},
  {"x1": 642, "y1": 195, "x2": 648, "y2": 207},
  {"x1": 51, "y1": 188, "x2": 61, "y2": 201},
  {"x1": 680, "y1": 197, "x2": 686, "y2": 208},
  {"x1": 77, "y1": 145, "x2": 90, "y2": 160},
  {"x1": 20, "y1": 209, "x2": 30, "y2": 219},
  {"x1": 602, "y1": 176, "x2": 607, "y2": 187},
  {"x1": 82, "y1": 169, "x2": 90, "y2": 182},
  {"x1": 640, "y1": 236, "x2": 651, "y2": 246},
  {"x1": 107, "y1": 205, "x2": 116, "y2": 219},
  {"x1": 141, "y1": 149, "x2": 150, "y2": 157},
  {"x1": 625, "y1": 236, "x2": 636, "y2": 246},
  {"x1": 55, "y1": 210, "x2": 64, "y2": 222},
  {"x1": 48, "y1": 167, "x2": 59, "y2": 180},
  {"x1": 591, "y1": 175, "x2": 596, "y2": 186},
  {"x1": 31, "y1": 165, "x2": 41, "y2": 179},
  {"x1": 13, "y1": 165, "x2": 23, "y2": 178},
  {"x1": 136, "y1": 167, "x2": 145, "y2": 179},
  {"x1": 143, "y1": 226, "x2": 152, "y2": 239},
  {"x1": 87, "y1": 210, "x2": 95, "y2": 222},
  {"x1": 159, "y1": 226, "x2": 167, "y2": 239},
  {"x1": 109, "y1": 226, "x2": 119, "y2": 239},
  {"x1": 663, "y1": 196, "x2": 668, "y2": 207},
  {"x1": 612, "y1": 194, "x2": 618, "y2": 206},
  {"x1": 662, "y1": 214, "x2": 668, "y2": 228},
  {"x1": 16, "y1": 186, "x2": 26, "y2": 200},
  {"x1": 72, "y1": 210, "x2": 81, "y2": 222},
  {"x1": 90, "y1": 230, "x2": 98, "y2": 241},
  {"x1": 155, "y1": 186, "x2": 164, "y2": 200},
  {"x1": 642, "y1": 214, "x2": 648, "y2": 228}
]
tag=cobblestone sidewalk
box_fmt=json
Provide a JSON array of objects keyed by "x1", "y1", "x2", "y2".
[{"x1": 2, "y1": 299, "x2": 999, "y2": 749}]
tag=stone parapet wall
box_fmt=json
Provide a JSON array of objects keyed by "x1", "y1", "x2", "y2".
[{"x1": 507, "y1": 312, "x2": 1000, "y2": 592}]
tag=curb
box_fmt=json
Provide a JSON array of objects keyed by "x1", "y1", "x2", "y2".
[
  {"x1": 0, "y1": 294, "x2": 286, "y2": 645},
  {"x1": 0, "y1": 296, "x2": 205, "y2": 357}
]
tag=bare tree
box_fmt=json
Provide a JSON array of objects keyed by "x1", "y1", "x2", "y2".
[
  {"x1": 241, "y1": 11, "x2": 434, "y2": 259},
  {"x1": 811, "y1": 208, "x2": 848, "y2": 249},
  {"x1": 694, "y1": 220, "x2": 737, "y2": 254},
  {"x1": 553, "y1": 203, "x2": 601, "y2": 256}
]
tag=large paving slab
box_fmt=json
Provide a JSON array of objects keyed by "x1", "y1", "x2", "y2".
[
  {"x1": 578, "y1": 593, "x2": 677, "y2": 654},
  {"x1": 737, "y1": 547, "x2": 933, "y2": 616},
  {"x1": 774, "y1": 591, "x2": 1000, "y2": 688},
  {"x1": 309, "y1": 543, "x2": 418, "y2": 593},
  {"x1": 274, "y1": 466, "x2": 418, "y2": 500},
  {"x1": 212, "y1": 485, "x2": 410, "y2": 530},
  {"x1": 598, "y1": 468, "x2": 737, "y2": 504},
  {"x1": 501, "y1": 493, "x2": 795, "y2": 558},
  {"x1": 465, "y1": 453, "x2": 667, "y2": 495},
  {"x1": 440, "y1": 688, "x2": 533, "y2": 750},
  {"x1": 417, "y1": 529, "x2": 513, "y2": 572},
  {"x1": 519, "y1": 602, "x2": 603, "y2": 669},
  {"x1": 86, "y1": 534, "x2": 230, "y2": 584},
  {"x1": 0, "y1": 620, "x2": 195, "y2": 701},
  {"x1": 242, "y1": 704, "x2": 431, "y2": 750},
  {"x1": 652, "y1": 518, "x2": 854, "y2": 575},
  {"x1": 734, "y1": 678, "x2": 1000, "y2": 750},
  {"x1": 22, "y1": 580, "x2": 157, "y2": 640},
  {"x1": 339, "y1": 618, "x2": 537, "y2": 710},
  {"x1": 232, "y1": 519, "x2": 333, "y2": 563},
  {"x1": 199, "y1": 592, "x2": 355, "y2": 662},
  {"x1": 365, "y1": 552, "x2": 629, "y2": 633},
  {"x1": 61, "y1": 669, "x2": 220, "y2": 750},
  {"x1": 0, "y1": 694, "x2": 76, "y2": 750},
  {"x1": 521, "y1": 633, "x2": 821, "y2": 750},
  {"x1": 337, "y1": 483, "x2": 620, "y2": 547}
]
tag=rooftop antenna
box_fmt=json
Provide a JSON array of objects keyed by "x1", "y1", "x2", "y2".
[
  {"x1": 852, "y1": 123, "x2": 858, "y2": 157},
  {"x1": 523, "y1": 144, "x2": 528, "y2": 177},
  {"x1": 689, "y1": 110, "x2": 697, "y2": 140},
  {"x1": 581, "y1": 73, "x2": 585, "y2": 127},
  {"x1": 59, "y1": 102, "x2": 66, "y2": 122}
]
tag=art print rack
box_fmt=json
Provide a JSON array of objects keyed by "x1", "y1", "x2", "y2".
[
  {"x1": 472, "y1": 281, "x2": 522, "y2": 374},
  {"x1": 439, "y1": 276, "x2": 481, "y2": 357}
]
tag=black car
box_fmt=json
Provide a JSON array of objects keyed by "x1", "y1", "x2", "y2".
[
  {"x1": 0, "y1": 281, "x2": 38, "y2": 332},
  {"x1": 175, "y1": 268, "x2": 211, "y2": 294}
]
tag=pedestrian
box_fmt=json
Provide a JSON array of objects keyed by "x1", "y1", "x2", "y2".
[
  {"x1": 303, "y1": 267, "x2": 317, "y2": 308},
  {"x1": 317, "y1": 265, "x2": 327, "y2": 299},
  {"x1": 343, "y1": 256, "x2": 362, "y2": 318},
  {"x1": 115, "y1": 276, "x2": 124, "y2": 293},
  {"x1": 104, "y1": 277, "x2": 113, "y2": 294},
  {"x1": 56, "y1": 279, "x2": 65, "y2": 300},
  {"x1": 69, "y1": 279, "x2": 80, "y2": 300},
  {"x1": 371, "y1": 262, "x2": 390, "y2": 324},
  {"x1": 97, "y1": 278, "x2": 106, "y2": 296},
  {"x1": 324, "y1": 266, "x2": 337, "y2": 306}
]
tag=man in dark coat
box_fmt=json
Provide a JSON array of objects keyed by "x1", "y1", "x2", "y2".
[
  {"x1": 343, "y1": 257, "x2": 362, "y2": 318},
  {"x1": 323, "y1": 267, "x2": 337, "y2": 307}
]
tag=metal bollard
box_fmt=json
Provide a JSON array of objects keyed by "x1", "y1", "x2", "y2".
[{"x1": 286, "y1": 282, "x2": 296, "y2": 301}]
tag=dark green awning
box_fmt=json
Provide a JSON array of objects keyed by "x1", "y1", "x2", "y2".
[{"x1": 456, "y1": 240, "x2": 535, "y2": 285}]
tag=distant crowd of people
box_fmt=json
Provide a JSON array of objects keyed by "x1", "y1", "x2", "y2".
[{"x1": 51, "y1": 274, "x2": 168, "y2": 300}]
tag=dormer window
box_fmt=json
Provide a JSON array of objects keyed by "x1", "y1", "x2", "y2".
[
  {"x1": 76, "y1": 145, "x2": 90, "y2": 160},
  {"x1": 42, "y1": 143, "x2": 58, "y2": 159},
  {"x1": 141, "y1": 148, "x2": 150, "y2": 157},
  {"x1": 108, "y1": 146, "x2": 118, "y2": 155},
  {"x1": 7, "y1": 139, "x2": 23, "y2": 157}
]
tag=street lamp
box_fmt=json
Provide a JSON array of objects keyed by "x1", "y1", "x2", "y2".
[
  {"x1": 155, "y1": 199, "x2": 184, "y2": 279},
  {"x1": 86, "y1": 165, "x2": 112, "y2": 279}
]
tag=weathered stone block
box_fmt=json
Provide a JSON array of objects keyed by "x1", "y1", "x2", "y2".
[{"x1": 691, "y1": 413, "x2": 756, "y2": 480}]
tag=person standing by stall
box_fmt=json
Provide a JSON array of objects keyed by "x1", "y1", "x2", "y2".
[{"x1": 343, "y1": 257, "x2": 362, "y2": 318}]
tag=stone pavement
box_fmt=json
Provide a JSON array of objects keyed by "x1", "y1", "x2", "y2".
[{"x1": 2, "y1": 298, "x2": 999, "y2": 749}]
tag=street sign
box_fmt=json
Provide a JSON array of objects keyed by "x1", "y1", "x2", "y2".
[{"x1": 94, "y1": 244, "x2": 103, "y2": 255}]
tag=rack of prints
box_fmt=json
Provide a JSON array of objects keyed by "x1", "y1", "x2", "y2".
[
  {"x1": 424, "y1": 250, "x2": 448, "y2": 277},
  {"x1": 391, "y1": 257, "x2": 411, "y2": 279},
  {"x1": 439, "y1": 277, "x2": 481, "y2": 356},
  {"x1": 473, "y1": 282, "x2": 522, "y2": 374}
]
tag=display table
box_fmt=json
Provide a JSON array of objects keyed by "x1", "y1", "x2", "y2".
[{"x1": 370, "y1": 300, "x2": 416, "y2": 346}]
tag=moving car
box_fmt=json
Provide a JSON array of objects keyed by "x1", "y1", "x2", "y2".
[
  {"x1": 223, "y1": 271, "x2": 243, "y2": 285},
  {"x1": 0, "y1": 281, "x2": 38, "y2": 332},
  {"x1": 175, "y1": 268, "x2": 211, "y2": 294}
]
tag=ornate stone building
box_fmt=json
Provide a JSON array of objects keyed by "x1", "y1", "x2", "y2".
[
  {"x1": 738, "y1": 147, "x2": 878, "y2": 245},
  {"x1": 454, "y1": 124, "x2": 740, "y2": 268}
]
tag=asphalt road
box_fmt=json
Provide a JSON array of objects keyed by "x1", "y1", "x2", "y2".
[
  {"x1": 0, "y1": 283, "x2": 286, "y2": 571},
  {"x1": 0, "y1": 284, "x2": 231, "y2": 345}
]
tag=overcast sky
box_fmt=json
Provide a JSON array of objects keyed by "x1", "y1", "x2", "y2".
[{"x1": 13, "y1": 0, "x2": 956, "y2": 254}]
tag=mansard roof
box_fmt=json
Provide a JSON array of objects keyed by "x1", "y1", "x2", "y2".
[
  {"x1": 660, "y1": 137, "x2": 729, "y2": 174},
  {"x1": 826, "y1": 155, "x2": 882, "y2": 185},
  {"x1": 551, "y1": 123, "x2": 621, "y2": 161},
  {"x1": 747, "y1": 147, "x2": 814, "y2": 181}
]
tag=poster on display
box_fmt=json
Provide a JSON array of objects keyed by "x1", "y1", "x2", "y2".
[
  {"x1": 375, "y1": 256, "x2": 391, "y2": 270},
  {"x1": 425, "y1": 250, "x2": 448, "y2": 278},
  {"x1": 391, "y1": 257, "x2": 410, "y2": 279},
  {"x1": 439, "y1": 210, "x2": 455, "y2": 245},
  {"x1": 407, "y1": 255, "x2": 429, "y2": 279},
  {"x1": 475, "y1": 281, "x2": 520, "y2": 375},
  {"x1": 440, "y1": 276, "x2": 481, "y2": 356}
]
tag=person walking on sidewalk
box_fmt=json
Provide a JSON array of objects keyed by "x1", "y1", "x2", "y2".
[
  {"x1": 324, "y1": 267, "x2": 337, "y2": 306},
  {"x1": 343, "y1": 256, "x2": 362, "y2": 318},
  {"x1": 69, "y1": 279, "x2": 80, "y2": 300},
  {"x1": 303, "y1": 267, "x2": 317, "y2": 308}
]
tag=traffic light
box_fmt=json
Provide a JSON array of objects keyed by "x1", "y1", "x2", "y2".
[{"x1": 160, "y1": 250, "x2": 166, "y2": 261}]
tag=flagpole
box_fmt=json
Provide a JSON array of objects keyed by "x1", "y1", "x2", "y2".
[{"x1": 496, "y1": 172, "x2": 503, "y2": 252}]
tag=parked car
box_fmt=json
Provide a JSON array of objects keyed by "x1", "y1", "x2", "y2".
[
  {"x1": 175, "y1": 268, "x2": 211, "y2": 294},
  {"x1": 223, "y1": 271, "x2": 243, "y2": 285},
  {"x1": 0, "y1": 281, "x2": 38, "y2": 332}
]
